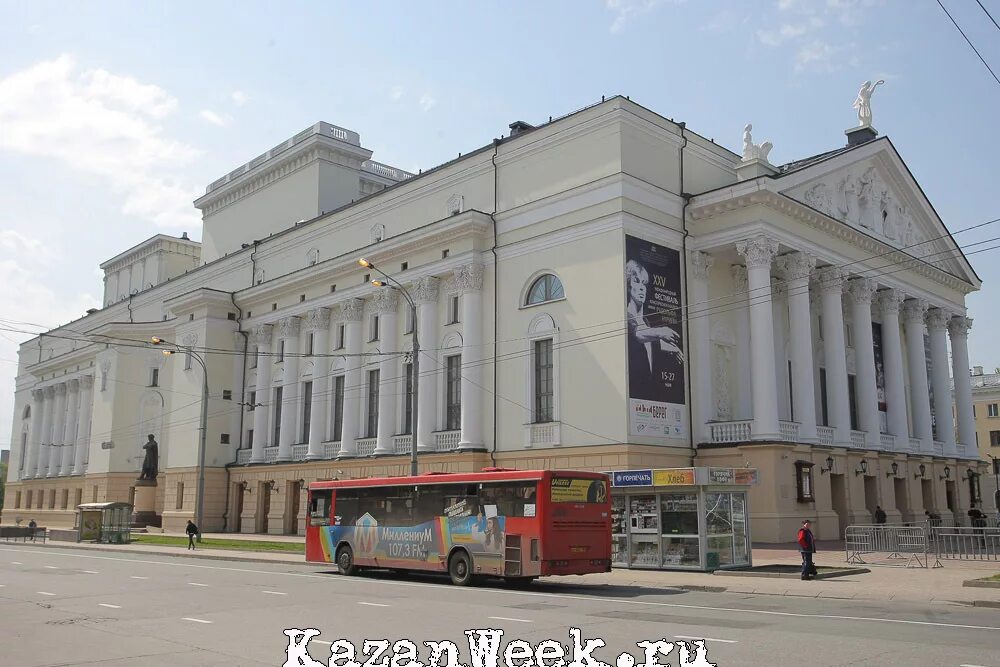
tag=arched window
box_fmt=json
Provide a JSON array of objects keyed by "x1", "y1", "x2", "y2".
[{"x1": 525, "y1": 274, "x2": 564, "y2": 306}]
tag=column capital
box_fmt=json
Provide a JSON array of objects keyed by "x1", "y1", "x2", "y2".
[
  {"x1": 876, "y1": 288, "x2": 905, "y2": 314},
  {"x1": 371, "y1": 287, "x2": 399, "y2": 314},
  {"x1": 902, "y1": 298, "x2": 928, "y2": 323},
  {"x1": 846, "y1": 277, "x2": 877, "y2": 305},
  {"x1": 775, "y1": 251, "x2": 816, "y2": 282},
  {"x1": 948, "y1": 315, "x2": 973, "y2": 338},
  {"x1": 770, "y1": 276, "x2": 787, "y2": 302},
  {"x1": 730, "y1": 264, "x2": 748, "y2": 293},
  {"x1": 43, "y1": 385, "x2": 55, "y2": 399},
  {"x1": 67, "y1": 378, "x2": 80, "y2": 392},
  {"x1": 452, "y1": 263, "x2": 485, "y2": 294},
  {"x1": 925, "y1": 308, "x2": 950, "y2": 332},
  {"x1": 31, "y1": 388, "x2": 44, "y2": 401},
  {"x1": 735, "y1": 235, "x2": 780, "y2": 269},
  {"x1": 253, "y1": 323, "x2": 274, "y2": 346},
  {"x1": 80, "y1": 375, "x2": 94, "y2": 390},
  {"x1": 413, "y1": 275, "x2": 441, "y2": 304},
  {"x1": 304, "y1": 307, "x2": 331, "y2": 332},
  {"x1": 54, "y1": 383, "x2": 66, "y2": 397},
  {"x1": 815, "y1": 266, "x2": 846, "y2": 294},
  {"x1": 338, "y1": 298, "x2": 366, "y2": 322},
  {"x1": 688, "y1": 251, "x2": 714, "y2": 281},
  {"x1": 278, "y1": 316, "x2": 301, "y2": 339}
]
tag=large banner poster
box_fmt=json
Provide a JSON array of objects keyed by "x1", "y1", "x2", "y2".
[
  {"x1": 872, "y1": 322, "x2": 888, "y2": 432},
  {"x1": 625, "y1": 235, "x2": 686, "y2": 438}
]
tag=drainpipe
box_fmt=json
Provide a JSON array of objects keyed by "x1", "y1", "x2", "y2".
[
  {"x1": 222, "y1": 290, "x2": 249, "y2": 533},
  {"x1": 676, "y1": 121, "x2": 696, "y2": 468},
  {"x1": 489, "y1": 139, "x2": 501, "y2": 468}
]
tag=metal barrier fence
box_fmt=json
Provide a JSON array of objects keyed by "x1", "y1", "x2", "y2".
[
  {"x1": 845, "y1": 523, "x2": 933, "y2": 568},
  {"x1": 933, "y1": 525, "x2": 1000, "y2": 562},
  {"x1": 0, "y1": 527, "x2": 48, "y2": 543}
]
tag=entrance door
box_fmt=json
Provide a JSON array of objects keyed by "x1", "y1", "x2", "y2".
[
  {"x1": 863, "y1": 476, "x2": 878, "y2": 518},
  {"x1": 284, "y1": 481, "x2": 300, "y2": 535},
  {"x1": 230, "y1": 483, "x2": 243, "y2": 533},
  {"x1": 830, "y1": 474, "x2": 848, "y2": 538},
  {"x1": 627, "y1": 495, "x2": 659, "y2": 567},
  {"x1": 946, "y1": 481, "x2": 957, "y2": 522},
  {"x1": 894, "y1": 478, "x2": 910, "y2": 521},
  {"x1": 921, "y1": 479, "x2": 933, "y2": 516},
  {"x1": 256, "y1": 482, "x2": 270, "y2": 534}
]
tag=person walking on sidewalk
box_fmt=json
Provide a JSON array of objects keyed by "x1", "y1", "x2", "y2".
[
  {"x1": 874, "y1": 506, "x2": 887, "y2": 524},
  {"x1": 186, "y1": 520, "x2": 198, "y2": 550},
  {"x1": 28, "y1": 519, "x2": 37, "y2": 542},
  {"x1": 797, "y1": 519, "x2": 817, "y2": 580}
]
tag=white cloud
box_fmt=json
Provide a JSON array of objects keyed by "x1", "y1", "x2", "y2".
[
  {"x1": 199, "y1": 109, "x2": 231, "y2": 127},
  {"x1": 606, "y1": 0, "x2": 682, "y2": 33},
  {"x1": 0, "y1": 55, "x2": 201, "y2": 230},
  {"x1": 795, "y1": 40, "x2": 838, "y2": 71},
  {"x1": 231, "y1": 90, "x2": 249, "y2": 106},
  {"x1": 0, "y1": 230, "x2": 52, "y2": 260},
  {"x1": 390, "y1": 86, "x2": 404, "y2": 102},
  {"x1": 418, "y1": 94, "x2": 436, "y2": 112}
]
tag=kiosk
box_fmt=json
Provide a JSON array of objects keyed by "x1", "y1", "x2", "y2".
[
  {"x1": 607, "y1": 467, "x2": 758, "y2": 571},
  {"x1": 75, "y1": 502, "x2": 134, "y2": 544}
]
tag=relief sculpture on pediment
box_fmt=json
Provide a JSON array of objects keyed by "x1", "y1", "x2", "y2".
[{"x1": 804, "y1": 183, "x2": 833, "y2": 217}]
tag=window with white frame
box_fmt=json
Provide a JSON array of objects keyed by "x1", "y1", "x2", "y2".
[
  {"x1": 989, "y1": 403, "x2": 999, "y2": 418},
  {"x1": 369, "y1": 315, "x2": 380, "y2": 342},
  {"x1": 525, "y1": 274, "x2": 565, "y2": 306},
  {"x1": 525, "y1": 313, "x2": 560, "y2": 435},
  {"x1": 445, "y1": 355, "x2": 461, "y2": 431},
  {"x1": 252, "y1": 347, "x2": 259, "y2": 368},
  {"x1": 150, "y1": 368, "x2": 159, "y2": 387},
  {"x1": 184, "y1": 350, "x2": 192, "y2": 370},
  {"x1": 272, "y1": 386, "x2": 283, "y2": 445},
  {"x1": 301, "y1": 381, "x2": 313, "y2": 442},
  {"x1": 533, "y1": 339, "x2": 554, "y2": 423},
  {"x1": 366, "y1": 370, "x2": 379, "y2": 437},
  {"x1": 306, "y1": 332, "x2": 314, "y2": 356},
  {"x1": 447, "y1": 295, "x2": 460, "y2": 325},
  {"x1": 404, "y1": 308, "x2": 414, "y2": 335},
  {"x1": 403, "y1": 363, "x2": 414, "y2": 434},
  {"x1": 335, "y1": 323, "x2": 345, "y2": 350},
  {"x1": 332, "y1": 375, "x2": 345, "y2": 440},
  {"x1": 278, "y1": 339, "x2": 285, "y2": 362}
]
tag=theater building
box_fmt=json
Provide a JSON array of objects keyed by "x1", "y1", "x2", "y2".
[{"x1": 2, "y1": 96, "x2": 986, "y2": 555}]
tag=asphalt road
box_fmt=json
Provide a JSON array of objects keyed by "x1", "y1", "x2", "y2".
[{"x1": 1, "y1": 545, "x2": 998, "y2": 667}]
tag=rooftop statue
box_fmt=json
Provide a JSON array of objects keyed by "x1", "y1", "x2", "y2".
[{"x1": 853, "y1": 79, "x2": 885, "y2": 127}]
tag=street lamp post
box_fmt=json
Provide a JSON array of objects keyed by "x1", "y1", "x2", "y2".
[
  {"x1": 152, "y1": 336, "x2": 209, "y2": 542},
  {"x1": 359, "y1": 258, "x2": 419, "y2": 476}
]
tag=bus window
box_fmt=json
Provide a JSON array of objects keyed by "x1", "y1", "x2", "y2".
[
  {"x1": 334, "y1": 489, "x2": 360, "y2": 526},
  {"x1": 309, "y1": 490, "x2": 332, "y2": 526},
  {"x1": 480, "y1": 483, "x2": 537, "y2": 517},
  {"x1": 413, "y1": 486, "x2": 446, "y2": 524}
]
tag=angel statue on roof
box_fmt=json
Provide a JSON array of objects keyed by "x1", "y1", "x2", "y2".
[{"x1": 853, "y1": 80, "x2": 885, "y2": 127}]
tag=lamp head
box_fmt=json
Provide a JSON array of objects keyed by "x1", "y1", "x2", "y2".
[
  {"x1": 162, "y1": 350, "x2": 174, "y2": 356},
  {"x1": 358, "y1": 258, "x2": 372, "y2": 268},
  {"x1": 151, "y1": 336, "x2": 163, "y2": 345},
  {"x1": 372, "y1": 280, "x2": 386, "y2": 287}
]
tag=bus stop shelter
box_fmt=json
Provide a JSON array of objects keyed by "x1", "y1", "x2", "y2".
[{"x1": 75, "y1": 502, "x2": 133, "y2": 544}]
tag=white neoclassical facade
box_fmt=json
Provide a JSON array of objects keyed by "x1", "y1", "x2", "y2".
[{"x1": 2, "y1": 98, "x2": 986, "y2": 544}]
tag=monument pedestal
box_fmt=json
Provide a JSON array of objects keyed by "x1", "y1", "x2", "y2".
[{"x1": 131, "y1": 479, "x2": 161, "y2": 528}]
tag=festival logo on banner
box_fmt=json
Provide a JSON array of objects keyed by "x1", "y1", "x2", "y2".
[{"x1": 625, "y1": 235, "x2": 686, "y2": 438}]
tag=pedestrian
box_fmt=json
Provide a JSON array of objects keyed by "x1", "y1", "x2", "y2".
[
  {"x1": 797, "y1": 519, "x2": 817, "y2": 581},
  {"x1": 186, "y1": 520, "x2": 198, "y2": 550},
  {"x1": 874, "y1": 506, "x2": 887, "y2": 524},
  {"x1": 28, "y1": 519, "x2": 37, "y2": 542}
]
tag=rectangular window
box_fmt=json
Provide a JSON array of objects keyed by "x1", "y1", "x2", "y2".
[
  {"x1": 301, "y1": 381, "x2": 313, "y2": 442},
  {"x1": 817, "y1": 315, "x2": 824, "y2": 340},
  {"x1": 74, "y1": 488, "x2": 82, "y2": 508},
  {"x1": 848, "y1": 374, "x2": 858, "y2": 431},
  {"x1": 336, "y1": 324, "x2": 345, "y2": 350},
  {"x1": 278, "y1": 340, "x2": 285, "y2": 362},
  {"x1": 991, "y1": 430, "x2": 1000, "y2": 447},
  {"x1": 369, "y1": 315, "x2": 380, "y2": 342},
  {"x1": 367, "y1": 370, "x2": 380, "y2": 437},
  {"x1": 446, "y1": 354, "x2": 462, "y2": 431},
  {"x1": 534, "y1": 339, "x2": 554, "y2": 423},
  {"x1": 101, "y1": 373, "x2": 107, "y2": 392},
  {"x1": 989, "y1": 403, "x2": 999, "y2": 418},
  {"x1": 248, "y1": 390, "x2": 256, "y2": 411},
  {"x1": 795, "y1": 462, "x2": 815, "y2": 502},
  {"x1": 819, "y1": 368, "x2": 829, "y2": 427},
  {"x1": 404, "y1": 363, "x2": 414, "y2": 434},
  {"x1": 247, "y1": 429, "x2": 253, "y2": 449},
  {"x1": 222, "y1": 390, "x2": 232, "y2": 401},
  {"x1": 404, "y1": 308, "x2": 414, "y2": 335},
  {"x1": 184, "y1": 351, "x2": 192, "y2": 371},
  {"x1": 60, "y1": 489, "x2": 68, "y2": 510},
  {"x1": 15, "y1": 491, "x2": 21, "y2": 509},
  {"x1": 176, "y1": 482, "x2": 184, "y2": 509},
  {"x1": 333, "y1": 376, "x2": 345, "y2": 440},
  {"x1": 220, "y1": 433, "x2": 230, "y2": 444},
  {"x1": 273, "y1": 386, "x2": 283, "y2": 445},
  {"x1": 252, "y1": 347, "x2": 259, "y2": 369},
  {"x1": 150, "y1": 368, "x2": 159, "y2": 387},
  {"x1": 306, "y1": 333, "x2": 314, "y2": 356},
  {"x1": 448, "y1": 295, "x2": 460, "y2": 324},
  {"x1": 845, "y1": 323, "x2": 853, "y2": 348}
]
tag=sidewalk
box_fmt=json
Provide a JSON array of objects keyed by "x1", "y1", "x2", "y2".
[{"x1": 9, "y1": 537, "x2": 999, "y2": 606}]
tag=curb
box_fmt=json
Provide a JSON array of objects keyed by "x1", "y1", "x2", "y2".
[
  {"x1": 713, "y1": 567, "x2": 870, "y2": 580},
  {"x1": 972, "y1": 600, "x2": 1000, "y2": 608},
  {"x1": 962, "y1": 578, "x2": 1000, "y2": 589},
  {"x1": 19, "y1": 541, "x2": 311, "y2": 566}
]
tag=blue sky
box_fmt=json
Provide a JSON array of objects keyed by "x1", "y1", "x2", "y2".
[{"x1": 1, "y1": 0, "x2": 999, "y2": 450}]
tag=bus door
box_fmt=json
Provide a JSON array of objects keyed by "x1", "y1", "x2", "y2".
[
  {"x1": 305, "y1": 488, "x2": 333, "y2": 562},
  {"x1": 478, "y1": 482, "x2": 542, "y2": 578}
]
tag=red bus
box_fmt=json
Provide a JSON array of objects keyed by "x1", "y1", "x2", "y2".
[{"x1": 305, "y1": 469, "x2": 611, "y2": 585}]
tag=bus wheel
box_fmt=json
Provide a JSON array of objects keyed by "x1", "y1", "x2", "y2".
[
  {"x1": 336, "y1": 545, "x2": 356, "y2": 576},
  {"x1": 448, "y1": 551, "x2": 473, "y2": 586}
]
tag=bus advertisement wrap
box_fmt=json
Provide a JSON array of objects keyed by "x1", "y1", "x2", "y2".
[{"x1": 551, "y1": 477, "x2": 608, "y2": 503}]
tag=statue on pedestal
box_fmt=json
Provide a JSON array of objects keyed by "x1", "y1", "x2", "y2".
[
  {"x1": 853, "y1": 79, "x2": 884, "y2": 127},
  {"x1": 138, "y1": 434, "x2": 158, "y2": 481},
  {"x1": 741, "y1": 123, "x2": 773, "y2": 163}
]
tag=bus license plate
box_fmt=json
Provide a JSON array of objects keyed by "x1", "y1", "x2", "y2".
[{"x1": 570, "y1": 546, "x2": 588, "y2": 553}]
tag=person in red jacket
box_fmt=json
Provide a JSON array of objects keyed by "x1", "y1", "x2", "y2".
[{"x1": 797, "y1": 519, "x2": 817, "y2": 580}]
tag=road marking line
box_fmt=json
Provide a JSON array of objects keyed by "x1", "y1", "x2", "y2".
[
  {"x1": 82, "y1": 570, "x2": 99, "y2": 574},
  {"x1": 44, "y1": 565, "x2": 58, "y2": 569},
  {"x1": 130, "y1": 576, "x2": 148, "y2": 580},
  {"x1": 357, "y1": 601, "x2": 391, "y2": 607},
  {"x1": 99, "y1": 603, "x2": 121, "y2": 609},
  {"x1": 488, "y1": 616, "x2": 532, "y2": 623},
  {"x1": 312, "y1": 640, "x2": 333, "y2": 645},
  {"x1": 6, "y1": 547, "x2": 999, "y2": 633},
  {"x1": 187, "y1": 582, "x2": 209, "y2": 587},
  {"x1": 960, "y1": 664, "x2": 989, "y2": 667},
  {"x1": 11, "y1": 561, "x2": 22, "y2": 565},
  {"x1": 182, "y1": 617, "x2": 212, "y2": 624},
  {"x1": 37, "y1": 591, "x2": 56, "y2": 596},
  {"x1": 676, "y1": 635, "x2": 738, "y2": 644},
  {"x1": 262, "y1": 590, "x2": 287, "y2": 595}
]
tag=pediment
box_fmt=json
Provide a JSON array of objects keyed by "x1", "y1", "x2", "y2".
[{"x1": 777, "y1": 143, "x2": 977, "y2": 285}]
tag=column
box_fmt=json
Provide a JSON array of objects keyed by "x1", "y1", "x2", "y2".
[
  {"x1": 817, "y1": 267, "x2": 851, "y2": 446},
  {"x1": 926, "y1": 309, "x2": 957, "y2": 456},
  {"x1": 949, "y1": 316, "x2": 976, "y2": 453},
  {"x1": 735, "y1": 235, "x2": 780, "y2": 440},
  {"x1": 902, "y1": 299, "x2": 933, "y2": 452},
  {"x1": 72, "y1": 375, "x2": 94, "y2": 475},
  {"x1": 24, "y1": 389, "x2": 45, "y2": 479},
  {"x1": 847, "y1": 278, "x2": 880, "y2": 447},
  {"x1": 250, "y1": 324, "x2": 273, "y2": 464},
  {"x1": 47, "y1": 383, "x2": 67, "y2": 477},
  {"x1": 456, "y1": 264, "x2": 485, "y2": 450},
  {"x1": 277, "y1": 316, "x2": 302, "y2": 462},
  {"x1": 338, "y1": 299, "x2": 365, "y2": 456},
  {"x1": 60, "y1": 379, "x2": 80, "y2": 475},
  {"x1": 306, "y1": 307, "x2": 332, "y2": 460},
  {"x1": 771, "y1": 277, "x2": 789, "y2": 420},
  {"x1": 688, "y1": 251, "x2": 714, "y2": 444},
  {"x1": 730, "y1": 266, "x2": 752, "y2": 420},
  {"x1": 414, "y1": 276, "x2": 441, "y2": 453},
  {"x1": 35, "y1": 386, "x2": 54, "y2": 478},
  {"x1": 877, "y1": 290, "x2": 909, "y2": 445},
  {"x1": 776, "y1": 252, "x2": 818, "y2": 443},
  {"x1": 373, "y1": 288, "x2": 399, "y2": 456}
]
